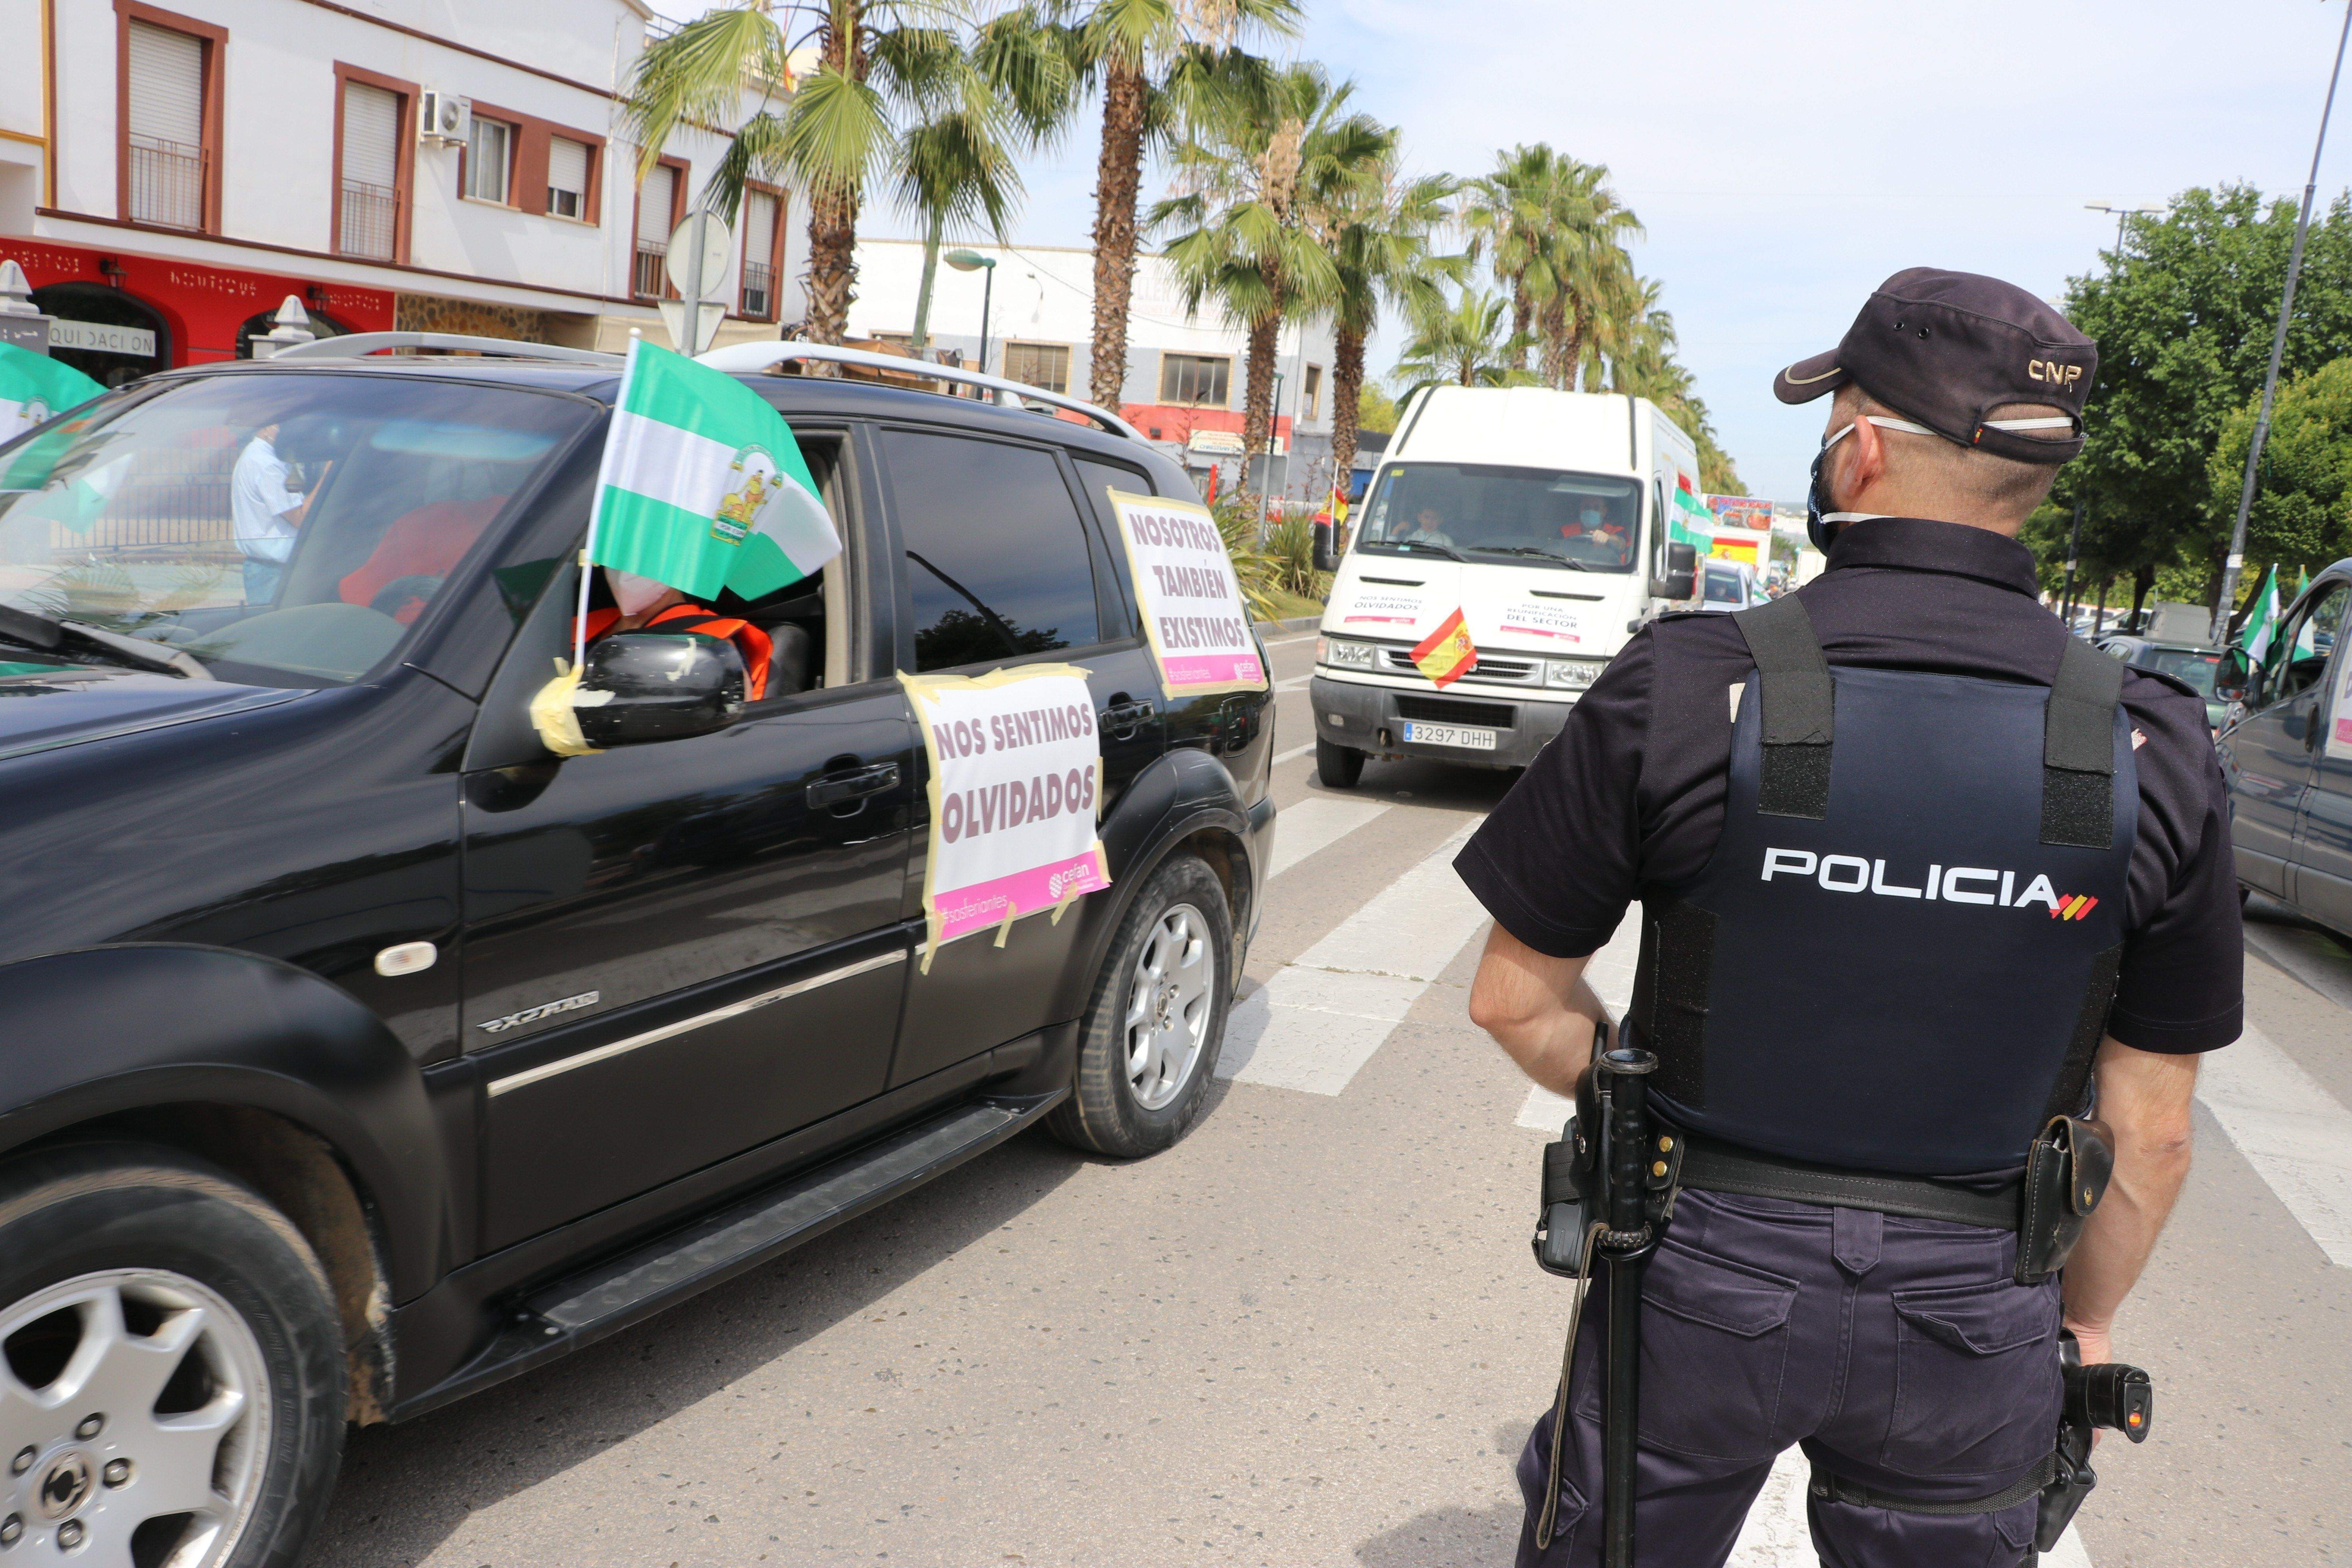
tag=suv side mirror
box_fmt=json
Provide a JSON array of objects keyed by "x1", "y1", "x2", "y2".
[
  {"x1": 1652, "y1": 541, "x2": 1697, "y2": 601},
  {"x1": 574, "y1": 631, "x2": 746, "y2": 747},
  {"x1": 1312, "y1": 519, "x2": 1340, "y2": 573},
  {"x1": 2216, "y1": 645, "x2": 2254, "y2": 705}
]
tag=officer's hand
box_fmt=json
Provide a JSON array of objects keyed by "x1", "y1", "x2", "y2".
[{"x1": 2063, "y1": 1317, "x2": 2112, "y2": 1366}]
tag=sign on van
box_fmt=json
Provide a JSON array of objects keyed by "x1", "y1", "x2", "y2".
[{"x1": 1102, "y1": 488, "x2": 1269, "y2": 699}]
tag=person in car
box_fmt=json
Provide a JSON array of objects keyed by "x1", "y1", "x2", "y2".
[
  {"x1": 1563, "y1": 498, "x2": 1632, "y2": 564},
  {"x1": 1397, "y1": 505, "x2": 1456, "y2": 548},
  {"x1": 579, "y1": 571, "x2": 773, "y2": 701}
]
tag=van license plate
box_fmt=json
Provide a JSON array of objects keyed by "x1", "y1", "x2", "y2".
[{"x1": 1402, "y1": 720, "x2": 1498, "y2": 751}]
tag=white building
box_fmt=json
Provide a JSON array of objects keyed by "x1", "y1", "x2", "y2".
[
  {"x1": 846, "y1": 237, "x2": 1341, "y2": 502},
  {"x1": 0, "y1": 0, "x2": 800, "y2": 385}
]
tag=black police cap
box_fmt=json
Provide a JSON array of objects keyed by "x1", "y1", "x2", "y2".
[{"x1": 1773, "y1": 268, "x2": 2096, "y2": 465}]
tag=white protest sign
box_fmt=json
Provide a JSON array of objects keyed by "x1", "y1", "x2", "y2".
[
  {"x1": 2328, "y1": 646, "x2": 2352, "y2": 762},
  {"x1": 1103, "y1": 488, "x2": 1268, "y2": 698},
  {"x1": 1496, "y1": 598, "x2": 1592, "y2": 649},
  {"x1": 901, "y1": 664, "x2": 1112, "y2": 961}
]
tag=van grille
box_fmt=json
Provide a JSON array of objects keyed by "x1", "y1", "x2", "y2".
[
  {"x1": 1381, "y1": 648, "x2": 1540, "y2": 684},
  {"x1": 1395, "y1": 695, "x2": 1516, "y2": 728}
]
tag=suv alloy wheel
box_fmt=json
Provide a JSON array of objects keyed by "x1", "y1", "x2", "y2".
[
  {"x1": 0, "y1": 1145, "x2": 345, "y2": 1568},
  {"x1": 1048, "y1": 855, "x2": 1233, "y2": 1157}
]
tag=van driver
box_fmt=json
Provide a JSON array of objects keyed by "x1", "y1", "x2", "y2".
[
  {"x1": 1563, "y1": 499, "x2": 1631, "y2": 564},
  {"x1": 1398, "y1": 505, "x2": 1456, "y2": 549}
]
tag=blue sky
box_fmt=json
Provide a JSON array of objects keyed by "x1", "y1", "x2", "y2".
[{"x1": 675, "y1": 2, "x2": 2352, "y2": 501}]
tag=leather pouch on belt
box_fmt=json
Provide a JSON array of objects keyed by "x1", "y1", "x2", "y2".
[{"x1": 2017, "y1": 1116, "x2": 2114, "y2": 1285}]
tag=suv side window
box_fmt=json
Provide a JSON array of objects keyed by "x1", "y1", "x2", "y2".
[
  {"x1": 2267, "y1": 584, "x2": 2348, "y2": 706},
  {"x1": 883, "y1": 428, "x2": 1101, "y2": 671}
]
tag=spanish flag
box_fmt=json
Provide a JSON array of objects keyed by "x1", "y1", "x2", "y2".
[{"x1": 1412, "y1": 608, "x2": 1477, "y2": 687}]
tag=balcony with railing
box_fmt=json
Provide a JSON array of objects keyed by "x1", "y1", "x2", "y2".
[
  {"x1": 337, "y1": 179, "x2": 399, "y2": 262},
  {"x1": 127, "y1": 135, "x2": 206, "y2": 230},
  {"x1": 740, "y1": 261, "x2": 774, "y2": 320},
  {"x1": 633, "y1": 240, "x2": 671, "y2": 301}
]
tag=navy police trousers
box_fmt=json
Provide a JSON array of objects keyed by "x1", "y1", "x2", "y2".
[{"x1": 1517, "y1": 1189, "x2": 2063, "y2": 1568}]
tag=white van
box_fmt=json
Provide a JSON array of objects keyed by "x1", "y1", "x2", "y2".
[{"x1": 1310, "y1": 387, "x2": 1702, "y2": 784}]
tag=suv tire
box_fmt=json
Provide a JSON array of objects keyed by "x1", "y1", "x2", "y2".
[
  {"x1": 1316, "y1": 737, "x2": 1365, "y2": 789},
  {"x1": 0, "y1": 1142, "x2": 345, "y2": 1568},
  {"x1": 1048, "y1": 854, "x2": 1233, "y2": 1158}
]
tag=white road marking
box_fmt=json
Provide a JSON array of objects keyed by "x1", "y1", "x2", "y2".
[
  {"x1": 2198, "y1": 1017, "x2": 2352, "y2": 1267},
  {"x1": 1275, "y1": 674, "x2": 1312, "y2": 690},
  {"x1": 1272, "y1": 742, "x2": 1315, "y2": 765},
  {"x1": 1515, "y1": 913, "x2": 1642, "y2": 1131},
  {"x1": 1218, "y1": 823, "x2": 1486, "y2": 1095},
  {"x1": 1724, "y1": 1452, "x2": 2093, "y2": 1565},
  {"x1": 1266, "y1": 797, "x2": 1392, "y2": 879},
  {"x1": 1261, "y1": 630, "x2": 1320, "y2": 646}
]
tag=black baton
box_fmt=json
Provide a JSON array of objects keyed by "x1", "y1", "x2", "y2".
[{"x1": 1595, "y1": 1047, "x2": 1659, "y2": 1568}]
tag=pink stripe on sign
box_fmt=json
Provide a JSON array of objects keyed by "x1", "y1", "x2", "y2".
[
  {"x1": 1163, "y1": 653, "x2": 1264, "y2": 688},
  {"x1": 933, "y1": 852, "x2": 1110, "y2": 944}
]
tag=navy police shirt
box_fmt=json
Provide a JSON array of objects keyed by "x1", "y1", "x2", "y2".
[{"x1": 1455, "y1": 516, "x2": 2243, "y2": 1054}]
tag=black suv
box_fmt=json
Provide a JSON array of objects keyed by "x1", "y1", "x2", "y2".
[{"x1": 0, "y1": 346, "x2": 1270, "y2": 1566}]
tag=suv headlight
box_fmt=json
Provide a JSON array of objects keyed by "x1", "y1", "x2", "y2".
[
  {"x1": 1319, "y1": 636, "x2": 1380, "y2": 670},
  {"x1": 1545, "y1": 658, "x2": 1603, "y2": 690}
]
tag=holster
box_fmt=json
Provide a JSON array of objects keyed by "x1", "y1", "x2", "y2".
[{"x1": 2017, "y1": 1115, "x2": 2112, "y2": 1285}]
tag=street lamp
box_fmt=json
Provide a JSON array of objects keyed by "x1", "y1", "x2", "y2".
[
  {"x1": 944, "y1": 249, "x2": 995, "y2": 387},
  {"x1": 2083, "y1": 201, "x2": 2169, "y2": 261}
]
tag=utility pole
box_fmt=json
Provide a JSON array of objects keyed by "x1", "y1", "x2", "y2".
[
  {"x1": 2062, "y1": 501, "x2": 2083, "y2": 628},
  {"x1": 2214, "y1": 0, "x2": 2352, "y2": 645}
]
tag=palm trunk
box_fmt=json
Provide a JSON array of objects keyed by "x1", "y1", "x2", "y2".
[
  {"x1": 803, "y1": 183, "x2": 859, "y2": 347},
  {"x1": 1330, "y1": 321, "x2": 1366, "y2": 490},
  {"x1": 1087, "y1": 58, "x2": 1148, "y2": 413},
  {"x1": 1509, "y1": 280, "x2": 1533, "y2": 372},
  {"x1": 1537, "y1": 293, "x2": 1568, "y2": 389},
  {"x1": 910, "y1": 209, "x2": 944, "y2": 349},
  {"x1": 1569, "y1": 296, "x2": 1592, "y2": 392},
  {"x1": 1239, "y1": 310, "x2": 1280, "y2": 503}
]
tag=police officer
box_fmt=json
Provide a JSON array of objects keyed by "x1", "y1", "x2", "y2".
[{"x1": 1458, "y1": 268, "x2": 2242, "y2": 1566}]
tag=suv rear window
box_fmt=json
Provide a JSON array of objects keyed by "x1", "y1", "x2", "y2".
[
  {"x1": 884, "y1": 429, "x2": 1100, "y2": 671},
  {"x1": 0, "y1": 372, "x2": 591, "y2": 686}
]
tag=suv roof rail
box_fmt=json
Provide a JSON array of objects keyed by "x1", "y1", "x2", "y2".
[
  {"x1": 269, "y1": 332, "x2": 624, "y2": 365},
  {"x1": 695, "y1": 341, "x2": 1145, "y2": 442}
]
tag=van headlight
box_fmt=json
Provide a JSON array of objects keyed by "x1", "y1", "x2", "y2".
[
  {"x1": 1319, "y1": 637, "x2": 1380, "y2": 670},
  {"x1": 1545, "y1": 658, "x2": 1603, "y2": 690}
]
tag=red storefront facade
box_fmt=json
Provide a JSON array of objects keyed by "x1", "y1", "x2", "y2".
[{"x1": 8, "y1": 238, "x2": 394, "y2": 387}]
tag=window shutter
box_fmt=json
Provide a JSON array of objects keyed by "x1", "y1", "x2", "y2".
[
  {"x1": 341, "y1": 83, "x2": 399, "y2": 191},
  {"x1": 548, "y1": 137, "x2": 590, "y2": 207},
  {"x1": 126, "y1": 23, "x2": 203, "y2": 148},
  {"x1": 744, "y1": 190, "x2": 777, "y2": 265},
  {"x1": 638, "y1": 165, "x2": 676, "y2": 240}
]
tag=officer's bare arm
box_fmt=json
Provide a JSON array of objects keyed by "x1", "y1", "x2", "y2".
[
  {"x1": 1467, "y1": 925, "x2": 1614, "y2": 1096},
  {"x1": 2061, "y1": 1037, "x2": 2199, "y2": 1365}
]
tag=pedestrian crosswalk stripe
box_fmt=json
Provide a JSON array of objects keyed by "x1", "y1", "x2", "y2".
[
  {"x1": 1218, "y1": 822, "x2": 1486, "y2": 1095},
  {"x1": 1267, "y1": 797, "x2": 1392, "y2": 879},
  {"x1": 2198, "y1": 1017, "x2": 2352, "y2": 1267}
]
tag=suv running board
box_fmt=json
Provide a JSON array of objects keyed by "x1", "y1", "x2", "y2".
[{"x1": 402, "y1": 1091, "x2": 1063, "y2": 1417}]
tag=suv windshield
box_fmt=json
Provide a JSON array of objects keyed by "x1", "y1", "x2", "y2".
[
  {"x1": 0, "y1": 372, "x2": 591, "y2": 686},
  {"x1": 2138, "y1": 646, "x2": 2219, "y2": 696},
  {"x1": 1357, "y1": 462, "x2": 1641, "y2": 572}
]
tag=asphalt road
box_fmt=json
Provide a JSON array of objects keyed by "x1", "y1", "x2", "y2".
[{"x1": 309, "y1": 631, "x2": 2352, "y2": 1567}]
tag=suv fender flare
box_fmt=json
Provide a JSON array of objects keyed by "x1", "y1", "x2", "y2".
[
  {"x1": 1073, "y1": 748, "x2": 1260, "y2": 1003},
  {"x1": 0, "y1": 944, "x2": 445, "y2": 1300}
]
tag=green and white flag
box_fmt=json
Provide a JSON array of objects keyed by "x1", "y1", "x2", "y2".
[
  {"x1": 0, "y1": 343, "x2": 104, "y2": 445},
  {"x1": 588, "y1": 338, "x2": 840, "y2": 605},
  {"x1": 2239, "y1": 564, "x2": 2281, "y2": 662}
]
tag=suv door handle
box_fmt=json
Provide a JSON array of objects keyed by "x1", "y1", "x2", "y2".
[
  {"x1": 1102, "y1": 696, "x2": 1153, "y2": 740},
  {"x1": 808, "y1": 762, "x2": 900, "y2": 808}
]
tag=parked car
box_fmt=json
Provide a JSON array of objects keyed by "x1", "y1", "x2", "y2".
[
  {"x1": 0, "y1": 341, "x2": 1272, "y2": 1566},
  {"x1": 2216, "y1": 557, "x2": 2352, "y2": 939},
  {"x1": 1697, "y1": 557, "x2": 1765, "y2": 613},
  {"x1": 2096, "y1": 633, "x2": 2227, "y2": 731}
]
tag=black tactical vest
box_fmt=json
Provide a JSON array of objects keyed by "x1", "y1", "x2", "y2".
[{"x1": 1624, "y1": 597, "x2": 2134, "y2": 1176}]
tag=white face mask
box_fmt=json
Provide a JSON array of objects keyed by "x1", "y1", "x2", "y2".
[{"x1": 1815, "y1": 414, "x2": 2075, "y2": 526}]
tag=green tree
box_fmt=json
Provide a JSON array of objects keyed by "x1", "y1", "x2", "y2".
[
  {"x1": 1391, "y1": 287, "x2": 1534, "y2": 391},
  {"x1": 1152, "y1": 62, "x2": 1390, "y2": 499},
  {"x1": 2209, "y1": 355, "x2": 2352, "y2": 578},
  {"x1": 624, "y1": 3, "x2": 1066, "y2": 348},
  {"x1": 1313, "y1": 154, "x2": 1459, "y2": 494},
  {"x1": 1461, "y1": 144, "x2": 1569, "y2": 373},
  {"x1": 1058, "y1": 0, "x2": 1302, "y2": 413},
  {"x1": 1354, "y1": 382, "x2": 1399, "y2": 434},
  {"x1": 2054, "y1": 183, "x2": 2352, "y2": 620}
]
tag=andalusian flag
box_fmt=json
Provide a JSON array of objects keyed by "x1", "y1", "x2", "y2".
[
  {"x1": 0, "y1": 343, "x2": 103, "y2": 444},
  {"x1": 588, "y1": 339, "x2": 840, "y2": 604},
  {"x1": 1670, "y1": 477, "x2": 1713, "y2": 548},
  {"x1": 1412, "y1": 608, "x2": 1477, "y2": 688},
  {"x1": 2239, "y1": 565, "x2": 2281, "y2": 662}
]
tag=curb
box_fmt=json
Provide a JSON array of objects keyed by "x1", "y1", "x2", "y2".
[{"x1": 1253, "y1": 614, "x2": 1324, "y2": 635}]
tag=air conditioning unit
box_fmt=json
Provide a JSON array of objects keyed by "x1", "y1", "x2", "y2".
[{"x1": 417, "y1": 91, "x2": 470, "y2": 146}]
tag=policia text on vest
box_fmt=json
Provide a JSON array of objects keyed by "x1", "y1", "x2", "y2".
[{"x1": 1460, "y1": 269, "x2": 2241, "y2": 1568}]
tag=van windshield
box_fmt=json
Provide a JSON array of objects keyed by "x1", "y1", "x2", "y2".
[{"x1": 1356, "y1": 462, "x2": 1641, "y2": 572}]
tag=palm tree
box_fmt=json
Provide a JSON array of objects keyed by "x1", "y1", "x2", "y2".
[
  {"x1": 1058, "y1": 0, "x2": 1302, "y2": 414},
  {"x1": 1536, "y1": 160, "x2": 1642, "y2": 390},
  {"x1": 1461, "y1": 144, "x2": 1568, "y2": 375},
  {"x1": 1391, "y1": 287, "x2": 1533, "y2": 392},
  {"x1": 1316, "y1": 156, "x2": 1459, "y2": 495},
  {"x1": 1151, "y1": 62, "x2": 1388, "y2": 499},
  {"x1": 624, "y1": 3, "x2": 1065, "y2": 350}
]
